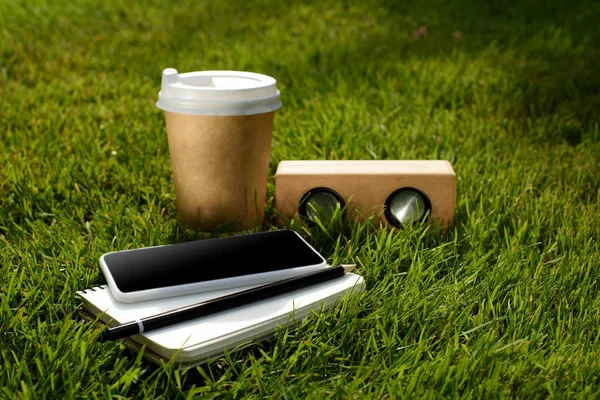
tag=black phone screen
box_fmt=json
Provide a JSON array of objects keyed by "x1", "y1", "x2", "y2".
[{"x1": 102, "y1": 230, "x2": 324, "y2": 293}]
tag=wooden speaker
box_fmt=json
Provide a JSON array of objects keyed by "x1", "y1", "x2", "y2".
[{"x1": 274, "y1": 160, "x2": 455, "y2": 229}]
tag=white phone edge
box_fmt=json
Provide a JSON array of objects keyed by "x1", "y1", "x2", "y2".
[{"x1": 99, "y1": 231, "x2": 328, "y2": 304}]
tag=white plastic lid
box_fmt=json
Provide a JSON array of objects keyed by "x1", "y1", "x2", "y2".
[{"x1": 156, "y1": 68, "x2": 282, "y2": 116}]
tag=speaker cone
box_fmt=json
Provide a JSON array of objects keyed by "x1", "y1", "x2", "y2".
[
  {"x1": 385, "y1": 188, "x2": 431, "y2": 227},
  {"x1": 299, "y1": 187, "x2": 344, "y2": 223}
]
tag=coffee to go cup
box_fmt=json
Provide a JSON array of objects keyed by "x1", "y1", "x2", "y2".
[{"x1": 157, "y1": 68, "x2": 282, "y2": 232}]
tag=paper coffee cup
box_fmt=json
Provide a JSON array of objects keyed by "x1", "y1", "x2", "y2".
[{"x1": 157, "y1": 69, "x2": 282, "y2": 232}]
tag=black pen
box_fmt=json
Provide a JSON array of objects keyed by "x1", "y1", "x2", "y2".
[{"x1": 103, "y1": 264, "x2": 356, "y2": 341}]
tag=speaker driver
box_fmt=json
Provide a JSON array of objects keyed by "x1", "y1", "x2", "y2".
[
  {"x1": 299, "y1": 187, "x2": 345, "y2": 223},
  {"x1": 385, "y1": 188, "x2": 431, "y2": 227}
]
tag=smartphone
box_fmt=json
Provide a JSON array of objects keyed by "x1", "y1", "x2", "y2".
[{"x1": 100, "y1": 230, "x2": 327, "y2": 303}]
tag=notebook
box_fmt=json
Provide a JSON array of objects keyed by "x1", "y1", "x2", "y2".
[{"x1": 77, "y1": 273, "x2": 365, "y2": 368}]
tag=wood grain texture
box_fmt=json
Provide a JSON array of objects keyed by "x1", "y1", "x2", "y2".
[{"x1": 275, "y1": 160, "x2": 455, "y2": 229}]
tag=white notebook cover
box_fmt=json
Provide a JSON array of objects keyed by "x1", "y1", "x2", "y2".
[{"x1": 77, "y1": 273, "x2": 364, "y2": 365}]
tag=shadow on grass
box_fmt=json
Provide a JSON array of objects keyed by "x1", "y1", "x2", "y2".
[{"x1": 259, "y1": 0, "x2": 600, "y2": 145}]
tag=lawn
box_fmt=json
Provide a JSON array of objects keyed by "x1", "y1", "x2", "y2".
[{"x1": 1, "y1": 0, "x2": 600, "y2": 397}]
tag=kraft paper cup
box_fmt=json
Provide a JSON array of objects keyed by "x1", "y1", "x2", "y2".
[{"x1": 157, "y1": 68, "x2": 282, "y2": 232}]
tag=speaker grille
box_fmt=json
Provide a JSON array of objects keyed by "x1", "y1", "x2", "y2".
[
  {"x1": 384, "y1": 188, "x2": 431, "y2": 227},
  {"x1": 299, "y1": 187, "x2": 345, "y2": 223}
]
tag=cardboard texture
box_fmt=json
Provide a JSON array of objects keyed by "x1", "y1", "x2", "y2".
[
  {"x1": 275, "y1": 160, "x2": 455, "y2": 229},
  {"x1": 165, "y1": 111, "x2": 274, "y2": 231}
]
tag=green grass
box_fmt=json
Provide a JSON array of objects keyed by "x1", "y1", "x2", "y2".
[{"x1": 1, "y1": 0, "x2": 600, "y2": 397}]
